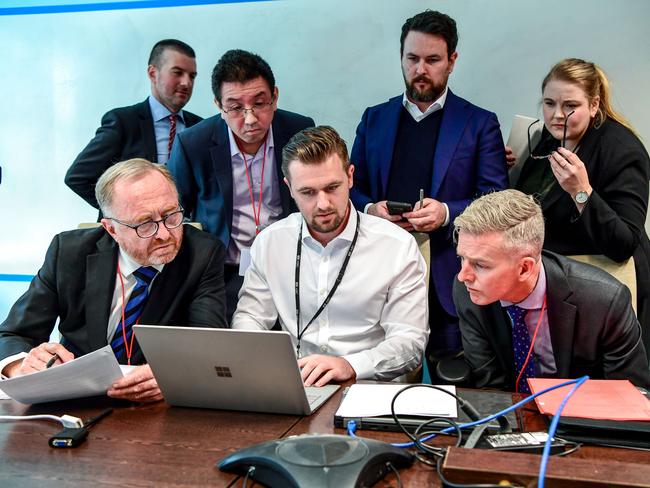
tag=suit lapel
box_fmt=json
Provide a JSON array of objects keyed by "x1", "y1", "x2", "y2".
[
  {"x1": 138, "y1": 99, "x2": 157, "y2": 163},
  {"x1": 488, "y1": 303, "x2": 517, "y2": 387},
  {"x1": 210, "y1": 118, "x2": 234, "y2": 233},
  {"x1": 543, "y1": 255, "x2": 577, "y2": 377},
  {"x1": 271, "y1": 113, "x2": 294, "y2": 215},
  {"x1": 378, "y1": 97, "x2": 403, "y2": 195},
  {"x1": 85, "y1": 233, "x2": 119, "y2": 351},
  {"x1": 431, "y1": 90, "x2": 468, "y2": 198}
]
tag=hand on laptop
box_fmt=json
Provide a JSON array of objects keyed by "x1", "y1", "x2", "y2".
[
  {"x1": 3, "y1": 342, "x2": 74, "y2": 377},
  {"x1": 107, "y1": 364, "x2": 163, "y2": 403},
  {"x1": 298, "y1": 355, "x2": 356, "y2": 387}
]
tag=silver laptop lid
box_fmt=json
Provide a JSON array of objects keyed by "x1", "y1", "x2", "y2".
[{"x1": 133, "y1": 325, "x2": 338, "y2": 415}]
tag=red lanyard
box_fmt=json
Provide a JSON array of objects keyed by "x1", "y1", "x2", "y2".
[
  {"x1": 515, "y1": 294, "x2": 547, "y2": 393},
  {"x1": 116, "y1": 262, "x2": 141, "y2": 366},
  {"x1": 237, "y1": 138, "x2": 267, "y2": 235}
]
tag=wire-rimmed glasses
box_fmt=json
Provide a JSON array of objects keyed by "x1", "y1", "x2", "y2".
[
  {"x1": 527, "y1": 110, "x2": 575, "y2": 159},
  {"x1": 108, "y1": 207, "x2": 184, "y2": 238}
]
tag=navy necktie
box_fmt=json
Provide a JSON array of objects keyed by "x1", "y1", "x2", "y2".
[
  {"x1": 505, "y1": 305, "x2": 536, "y2": 393},
  {"x1": 111, "y1": 266, "x2": 158, "y2": 362}
]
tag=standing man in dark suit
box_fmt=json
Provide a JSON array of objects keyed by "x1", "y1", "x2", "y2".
[
  {"x1": 1, "y1": 159, "x2": 227, "y2": 403},
  {"x1": 167, "y1": 49, "x2": 314, "y2": 321},
  {"x1": 65, "y1": 39, "x2": 203, "y2": 209},
  {"x1": 453, "y1": 189, "x2": 650, "y2": 391},
  {"x1": 350, "y1": 10, "x2": 508, "y2": 375}
]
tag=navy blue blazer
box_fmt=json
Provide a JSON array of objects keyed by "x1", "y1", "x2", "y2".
[
  {"x1": 167, "y1": 109, "x2": 314, "y2": 248},
  {"x1": 350, "y1": 90, "x2": 508, "y2": 315}
]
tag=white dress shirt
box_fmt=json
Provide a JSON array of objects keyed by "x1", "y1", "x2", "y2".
[{"x1": 232, "y1": 206, "x2": 429, "y2": 380}]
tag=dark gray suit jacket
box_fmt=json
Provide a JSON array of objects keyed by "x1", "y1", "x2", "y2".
[
  {"x1": 453, "y1": 251, "x2": 650, "y2": 390},
  {"x1": 0, "y1": 225, "x2": 226, "y2": 365},
  {"x1": 65, "y1": 99, "x2": 202, "y2": 209}
]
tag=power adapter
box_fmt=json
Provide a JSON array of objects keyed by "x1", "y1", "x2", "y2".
[{"x1": 476, "y1": 431, "x2": 567, "y2": 454}]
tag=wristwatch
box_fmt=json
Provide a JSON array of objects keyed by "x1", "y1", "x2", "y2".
[{"x1": 574, "y1": 190, "x2": 590, "y2": 204}]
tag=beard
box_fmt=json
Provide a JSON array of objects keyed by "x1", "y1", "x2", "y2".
[
  {"x1": 120, "y1": 230, "x2": 183, "y2": 266},
  {"x1": 405, "y1": 74, "x2": 445, "y2": 104},
  {"x1": 309, "y1": 212, "x2": 344, "y2": 234}
]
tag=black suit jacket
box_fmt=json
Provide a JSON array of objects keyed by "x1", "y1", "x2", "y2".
[
  {"x1": 64, "y1": 99, "x2": 202, "y2": 209},
  {"x1": 453, "y1": 251, "x2": 650, "y2": 390},
  {"x1": 515, "y1": 118, "x2": 650, "y2": 357},
  {"x1": 0, "y1": 225, "x2": 226, "y2": 365},
  {"x1": 167, "y1": 109, "x2": 314, "y2": 246}
]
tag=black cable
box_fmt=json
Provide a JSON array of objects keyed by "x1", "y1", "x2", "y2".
[
  {"x1": 389, "y1": 384, "x2": 470, "y2": 444},
  {"x1": 386, "y1": 461, "x2": 403, "y2": 488}
]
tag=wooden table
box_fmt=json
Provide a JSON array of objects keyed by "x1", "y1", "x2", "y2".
[{"x1": 1, "y1": 388, "x2": 650, "y2": 487}]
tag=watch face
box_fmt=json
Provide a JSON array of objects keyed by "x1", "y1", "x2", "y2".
[{"x1": 575, "y1": 191, "x2": 589, "y2": 204}]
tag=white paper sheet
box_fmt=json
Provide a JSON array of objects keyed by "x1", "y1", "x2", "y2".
[
  {"x1": 0, "y1": 387, "x2": 9, "y2": 400},
  {"x1": 0, "y1": 346, "x2": 123, "y2": 404},
  {"x1": 507, "y1": 114, "x2": 543, "y2": 184},
  {"x1": 335, "y1": 384, "x2": 457, "y2": 418}
]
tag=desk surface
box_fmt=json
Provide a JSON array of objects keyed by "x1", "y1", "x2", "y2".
[{"x1": 1, "y1": 387, "x2": 650, "y2": 487}]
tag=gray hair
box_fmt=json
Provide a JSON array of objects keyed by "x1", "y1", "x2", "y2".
[
  {"x1": 95, "y1": 158, "x2": 177, "y2": 216},
  {"x1": 453, "y1": 189, "x2": 544, "y2": 258}
]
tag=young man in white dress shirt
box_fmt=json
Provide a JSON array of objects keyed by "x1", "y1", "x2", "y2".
[{"x1": 231, "y1": 126, "x2": 429, "y2": 386}]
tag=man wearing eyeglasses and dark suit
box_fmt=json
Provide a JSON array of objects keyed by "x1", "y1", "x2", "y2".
[
  {"x1": 167, "y1": 49, "x2": 314, "y2": 322},
  {"x1": 0, "y1": 159, "x2": 227, "y2": 403}
]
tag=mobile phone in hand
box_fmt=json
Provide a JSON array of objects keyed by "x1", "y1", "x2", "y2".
[{"x1": 386, "y1": 201, "x2": 413, "y2": 215}]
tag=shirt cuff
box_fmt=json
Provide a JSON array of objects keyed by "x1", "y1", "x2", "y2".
[
  {"x1": 0, "y1": 352, "x2": 28, "y2": 378},
  {"x1": 343, "y1": 351, "x2": 375, "y2": 380},
  {"x1": 441, "y1": 202, "x2": 450, "y2": 227},
  {"x1": 363, "y1": 202, "x2": 373, "y2": 214}
]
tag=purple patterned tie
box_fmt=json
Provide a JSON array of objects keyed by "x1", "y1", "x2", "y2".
[{"x1": 506, "y1": 305, "x2": 535, "y2": 393}]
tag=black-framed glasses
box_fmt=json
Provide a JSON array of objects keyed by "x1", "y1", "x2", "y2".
[
  {"x1": 527, "y1": 110, "x2": 575, "y2": 160},
  {"x1": 109, "y1": 207, "x2": 184, "y2": 238},
  {"x1": 221, "y1": 98, "x2": 275, "y2": 119}
]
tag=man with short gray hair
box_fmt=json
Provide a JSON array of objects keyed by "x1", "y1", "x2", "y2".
[
  {"x1": 454, "y1": 189, "x2": 650, "y2": 391},
  {"x1": 0, "y1": 159, "x2": 226, "y2": 402}
]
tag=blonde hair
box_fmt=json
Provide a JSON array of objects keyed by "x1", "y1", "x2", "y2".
[
  {"x1": 95, "y1": 158, "x2": 177, "y2": 216},
  {"x1": 542, "y1": 58, "x2": 637, "y2": 135},
  {"x1": 454, "y1": 190, "x2": 544, "y2": 258},
  {"x1": 281, "y1": 125, "x2": 350, "y2": 179}
]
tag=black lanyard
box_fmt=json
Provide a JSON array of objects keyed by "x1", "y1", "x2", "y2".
[{"x1": 294, "y1": 211, "x2": 360, "y2": 357}]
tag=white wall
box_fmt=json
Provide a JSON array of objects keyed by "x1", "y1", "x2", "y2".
[{"x1": 1, "y1": 0, "x2": 649, "y2": 316}]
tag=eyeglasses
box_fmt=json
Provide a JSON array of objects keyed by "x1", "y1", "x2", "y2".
[
  {"x1": 221, "y1": 99, "x2": 275, "y2": 119},
  {"x1": 527, "y1": 110, "x2": 575, "y2": 160},
  {"x1": 109, "y1": 207, "x2": 184, "y2": 238}
]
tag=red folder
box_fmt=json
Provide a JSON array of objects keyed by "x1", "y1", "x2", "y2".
[{"x1": 528, "y1": 378, "x2": 650, "y2": 421}]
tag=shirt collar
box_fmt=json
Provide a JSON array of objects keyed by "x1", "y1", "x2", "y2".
[
  {"x1": 148, "y1": 95, "x2": 184, "y2": 124},
  {"x1": 301, "y1": 201, "x2": 357, "y2": 247},
  {"x1": 118, "y1": 247, "x2": 165, "y2": 278},
  {"x1": 402, "y1": 86, "x2": 448, "y2": 122},
  {"x1": 500, "y1": 261, "x2": 546, "y2": 310},
  {"x1": 228, "y1": 126, "x2": 275, "y2": 158}
]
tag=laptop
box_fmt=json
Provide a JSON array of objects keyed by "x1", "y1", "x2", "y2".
[
  {"x1": 334, "y1": 388, "x2": 518, "y2": 433},
  {"x1": 133, "y1": 325, "x2": 339, "y2": 415}
]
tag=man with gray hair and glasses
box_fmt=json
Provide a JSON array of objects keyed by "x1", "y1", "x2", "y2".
[
  {"x1": 453, "y1": 189, "x2": 650, "y2": 392},
  {"x1": 0, "y1": 159, "x2": 226, "y2": 402}
]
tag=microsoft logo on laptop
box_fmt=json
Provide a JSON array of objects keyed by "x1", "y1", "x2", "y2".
[{"x1": 214, "y1": 366, "x2": 232, "y2": 378}]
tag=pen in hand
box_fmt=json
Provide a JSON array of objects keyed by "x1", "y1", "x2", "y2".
[
  {"x1": 419, "y1": 188, "x2": 424, "y2": 210},
  {"x1": 45, "y1": 353, "x2": 60, "y2": 369}
]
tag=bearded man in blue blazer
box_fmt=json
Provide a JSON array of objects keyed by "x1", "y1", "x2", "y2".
[{"x1": 350, "y1": 10, "x2": 508, "y2": 376}]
